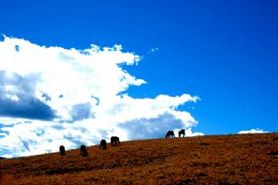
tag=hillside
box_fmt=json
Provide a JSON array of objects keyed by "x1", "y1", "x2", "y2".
[{"x1": 0, "y1": 133, "x2": 277, "y2": 185}]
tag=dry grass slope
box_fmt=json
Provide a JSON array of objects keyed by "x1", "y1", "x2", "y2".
[{"x1": 0, "y1": 133, "x2": 277, "y2": 185}]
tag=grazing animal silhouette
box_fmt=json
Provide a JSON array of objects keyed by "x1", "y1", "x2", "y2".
[
  {"x1": 165, "y1": 130, "x2": 175, "y2": 138},
  {"x1": 59, "y1": 145, "x2": 66, "y2": 156},
  {"x1": 99, "y1": 139, "x2": 107, "y2": 149},
  {"x1": 179, "y1": 129, "x2": 185, "y2": 137},
  {"x1": 110, "y1": 136, "x2": 120, "y2": 146},
  {"x1": 80, "y1": 145, "x2": 88, "y2": 156}
]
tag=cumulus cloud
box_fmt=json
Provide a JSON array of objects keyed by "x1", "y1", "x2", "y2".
[
  {"x1": 0, "y1": 71, "x2": 56, "y2": 120},
  {"x1": 0, "y1": 36, "x2": 201, "y2": 157},
  {"x1": 147, "y1": 47, "x2": 159, "y2": 54},
  {"x1": 238, "y1": 128, "x2": 268, "y2": 134}
]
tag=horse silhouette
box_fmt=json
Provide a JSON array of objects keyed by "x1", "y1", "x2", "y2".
[
  {"x1": 99, "y1": 139, "x2": 107, "y2": 149},
  {"x1": 110, "y1": 136, "x2": 120, "y2": 146},
  {"x1": 80, "y1": 145, "x2": 88, "y2": 156},
  {"x1": 59, "y1": 145, "x2": 66, "y2": 156},
  {"x1": 165, "y1": 130, "x2": 175, "y2": 138},
  {"x1": 179, "y1": 129, "x2": 185, "y2": 137}
]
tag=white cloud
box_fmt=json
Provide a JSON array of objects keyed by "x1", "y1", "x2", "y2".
[
  {"x1": 238, "y1": 128, "x2": 268, "y2": 134},
  {"x1": 147, "y1": 47, "x2": 159, "y2": 55},
  {"x1": 0, "y1": 36, "x2": 202, "y2": 157},
  {"x1": 150, "y1": 47, "x2": 159, "y2": 53}
]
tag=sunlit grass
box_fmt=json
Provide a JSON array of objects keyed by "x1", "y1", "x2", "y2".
[{"x1": 1, "y1": 133, "x2": 277, "y2": 184}]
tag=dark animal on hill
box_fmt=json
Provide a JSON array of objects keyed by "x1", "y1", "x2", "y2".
[
  {"x1": 99, "y1": 139, "x2": 107, "y2": 149},
  {"x1": 80, "y1": 145, "x2": 88, "y2": 156},
  {"x1": 59, "y1": 145, "x2": 66, "y2": 156},
  {"x1": 165, "y1": 130, "x2": 175, "y2": 138},
  {"x1": 110, "y1": 136, "x2": 120, "y2": 146},
  {"x1": 179, "y1": 129, "x2": 185, "y2": 137}
]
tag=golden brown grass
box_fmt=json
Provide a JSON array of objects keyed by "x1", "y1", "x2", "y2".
[{"x1": 0, "y1": 133, "x2": 277, "y2": 185}]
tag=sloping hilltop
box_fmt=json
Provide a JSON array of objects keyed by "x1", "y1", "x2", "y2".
[{"x1": 0, "y1": 133, "x2": 277, "y2": 185}]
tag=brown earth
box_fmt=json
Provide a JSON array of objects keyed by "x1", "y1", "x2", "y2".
[{"x1": 0, "y1": 133, "x2": 277, "y2": 185}]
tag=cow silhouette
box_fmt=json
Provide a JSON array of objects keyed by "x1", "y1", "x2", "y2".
[
  {"x1": 179, "y1": 129, "x2": 185, "y2": 137},
  {"x1": 80, "y1": 145, "x2": 88, "y2": 156},
  {"x1": 110, "y1": 136, "x2": 120, "y2": 146},
  {"x1": 99, "y1": 139, "x2": 107, "y2": 149},
  {"x1": 165, "y1": 130, "x2": 175, "y2": 138},
  {"x1": 59, "y1": 145, "x2": 66, "y2": 156}
]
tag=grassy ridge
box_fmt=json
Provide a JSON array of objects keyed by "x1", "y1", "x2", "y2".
[{"x1": 1, "y1": 133, "x2": 277, "y2": 185}]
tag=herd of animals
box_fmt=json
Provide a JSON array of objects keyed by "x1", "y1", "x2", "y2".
[{"x1": 59, "y1": 129, "x2": 186, "y2": 156}]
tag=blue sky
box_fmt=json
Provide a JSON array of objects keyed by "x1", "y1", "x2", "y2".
[{"x1": 0, "y1": 0, "x2": 277, "y2": 157}]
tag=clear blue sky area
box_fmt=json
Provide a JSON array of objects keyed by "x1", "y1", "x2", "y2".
[{"x1": 0, "y1": 0, "x2": 277, "y2": 134}]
